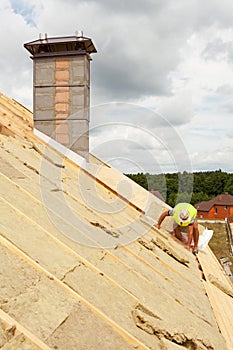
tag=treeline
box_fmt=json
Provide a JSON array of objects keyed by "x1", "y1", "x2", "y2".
[{"x1": 125, "y1": 170, "x2": 233, "y2": 207}]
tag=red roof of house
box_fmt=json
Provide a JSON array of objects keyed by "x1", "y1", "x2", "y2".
[
  {"x1": 150, "y1": 190, "x2": 165, "y2": 202},
  {"x1": 195, "y1": 193, "x2": 233, "y2": 211}
]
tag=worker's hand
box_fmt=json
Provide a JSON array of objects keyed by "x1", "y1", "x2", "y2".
[{"x1": 155, "y1": 223, "x2": 160, "y2": 229}]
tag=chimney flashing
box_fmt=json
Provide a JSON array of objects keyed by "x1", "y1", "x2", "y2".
[{"x1": 34, "y1": 128, "x2": 87, "y2": 169}]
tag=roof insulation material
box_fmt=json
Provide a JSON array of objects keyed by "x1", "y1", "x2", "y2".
[{"x1": 0, "y1": 92, "x2": 232, "y2": 350}]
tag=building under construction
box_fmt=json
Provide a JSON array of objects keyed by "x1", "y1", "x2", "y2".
[{"x1": 0, "y1": 33, "x2": 232, "y2": 350}]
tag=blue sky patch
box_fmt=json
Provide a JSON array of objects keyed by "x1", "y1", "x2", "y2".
[{"x1": 9, "y1": 0, "x2": 37, "y2": 27}]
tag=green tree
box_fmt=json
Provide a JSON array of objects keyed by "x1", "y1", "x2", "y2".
[
  {"x1": 224, "y1": 174, "x2": 233, "y2": 195},
  {"x1": 193, "y1": 172, "x2": 207, "y2": 193},
  {"x1": 125, "y1": 173, "x2": 148, "y2": 190},
  {"x1": 125, "y1": 170, "x2": 233, "y2": 206},
  {"x1": 147, "y1": 173, "x2": 167, "y2": 198},
  {"x1": 205, "y1": 169, "x2": 228, "y2": 196},
  {"x1": 167, "y1": 192, "x2": 177, "y2": 207},
  {"x1": 165, "y1": 174, "x2": 178, "y2": 200},
  {"x1": 191, "y1": 192, "x2": 211, "y2": 205}
]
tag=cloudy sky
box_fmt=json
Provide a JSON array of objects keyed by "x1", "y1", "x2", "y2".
[{"x1": 1, "y1": 0, "x2": 233, "y2": 174}]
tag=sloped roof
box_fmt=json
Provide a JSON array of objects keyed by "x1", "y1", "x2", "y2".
[
  {"x1": 0, "y1": 92, "x2": 233, "y2": 350},
  {"x1": 195, "y1": 193, "x2": 233, "y2": 212}
]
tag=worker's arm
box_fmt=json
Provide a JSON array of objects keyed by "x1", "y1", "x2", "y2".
[{"x1": 155, "y1": 210, "x2": 169, "y2": 229}]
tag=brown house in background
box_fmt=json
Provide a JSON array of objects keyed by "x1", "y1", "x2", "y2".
[
  {"x1": 150, "y1": 190, "x2": 165, "y2": 202},
  {"x1": 195, "y1": 193, "x2": 233, "y2": 220}
]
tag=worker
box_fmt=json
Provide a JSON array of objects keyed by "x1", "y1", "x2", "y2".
[{"x1": 155, "y1": 202, "x2": 199, "y2": 255}]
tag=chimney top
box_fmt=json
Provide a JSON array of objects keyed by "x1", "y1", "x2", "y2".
[{"x1": 24, "y1": 32, "x2": 97, "y2": 57}]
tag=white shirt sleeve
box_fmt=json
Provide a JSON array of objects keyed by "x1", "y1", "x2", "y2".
[{"x1": 168, "y1": 209, "x2": 174, "y2": 216}]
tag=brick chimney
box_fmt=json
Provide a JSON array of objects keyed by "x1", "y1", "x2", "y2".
[{"x1": 24, "y1": 32, "x2": 97, "y2": 161}]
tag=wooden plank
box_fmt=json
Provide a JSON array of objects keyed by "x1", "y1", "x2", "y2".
[
  {"x1": 0, "y1": 231, "x2": 151, "y2": 350},
  {"x1": 0, "y1": 309, "x2": 52, "y2": 350},
  {"x1": 197, "y1": 247, "x2": 233, "y2": 350}
]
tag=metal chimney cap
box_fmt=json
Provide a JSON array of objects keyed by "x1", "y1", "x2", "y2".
[
  {"x1": 24, "y1": 33, "x2": 97, "y2": 56},
  {"x1": 75, "y1": 30, "x2": 83, "y2": 38},
  {"x1": 39, "y1": 33, "x2": 48, "y2": 39}
]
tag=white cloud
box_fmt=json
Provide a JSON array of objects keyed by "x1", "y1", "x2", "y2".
[
  {"x1": 1, "y1": 0, "x2": 233, "y2": 174},
  {"x1": 156, "y1": 87, "x2": 193, "y2": 126}
]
